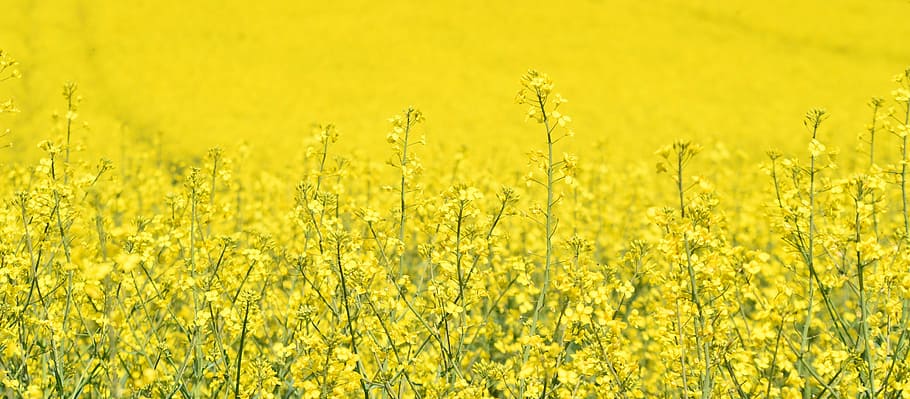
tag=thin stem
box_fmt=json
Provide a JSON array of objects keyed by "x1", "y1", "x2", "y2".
[
  {"x1": 530, "y1": 87, "x2": 555, "y2": 338},
  {"x1": 902, "y1": 102, "x2": 910, "y2": 236},
  {"x1": 800, "y1": 118, "x2": 821, "y2": 399},
  {"x1": 336, "y1": 240, "x2": 370, "y2": 399},
  {"x1": 675, "y1": 146, "x2": 712, "y2": 398},
  {"x1": 397, "y1": 110, "x2": 412, "y2": 280},
  {"x1": 854, "y1": 190, "x2": 875, "y2": 398},
  {"x1": 234, "y1": 300, "x2": 250, "y2": 399}
]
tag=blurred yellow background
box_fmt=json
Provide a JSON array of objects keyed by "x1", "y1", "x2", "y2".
[{"x1": 2, "y1": 0, "x2": 909, "y2": 163}]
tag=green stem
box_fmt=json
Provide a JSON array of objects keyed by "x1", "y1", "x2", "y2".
[
  {"x1": 397, "y1": 110, "x2": 412, "y2": 280},
  {"x1": 337, "y1": 240, "x2": 370, "y2": 399},
  {"x1": 530, "y1": 87, "x2": 555, "y2": 337},
  {"x1": 235, "y1": 301, "x2": 250, "y2": 399},
  {"x1": 855, "y1": 188, "x2": 875, "y2": 398}
]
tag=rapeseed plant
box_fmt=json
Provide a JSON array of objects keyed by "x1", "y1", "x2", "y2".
[
  {"x1": 0, "y1": 50, "x2": 19, "y2": 149},
  {"x1": 6, "y1": 48, "x2": 910, "y2": 399}
]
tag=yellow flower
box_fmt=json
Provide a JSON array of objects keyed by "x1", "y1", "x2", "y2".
[{"x1": 809, "y1": 138, "x2": 826, "y2": 157}]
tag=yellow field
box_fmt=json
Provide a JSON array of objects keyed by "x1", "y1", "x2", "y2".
[
  {"x1": 3, "y1": 0, "x2": 910, "y2": 162},
  {"x1": 3, "y1": 1, "x2": 910, "y2": 398}
]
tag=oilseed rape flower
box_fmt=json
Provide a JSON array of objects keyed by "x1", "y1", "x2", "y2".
[{"x1": 0, "y1": 50, "x2": 19, "y2": 146}]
